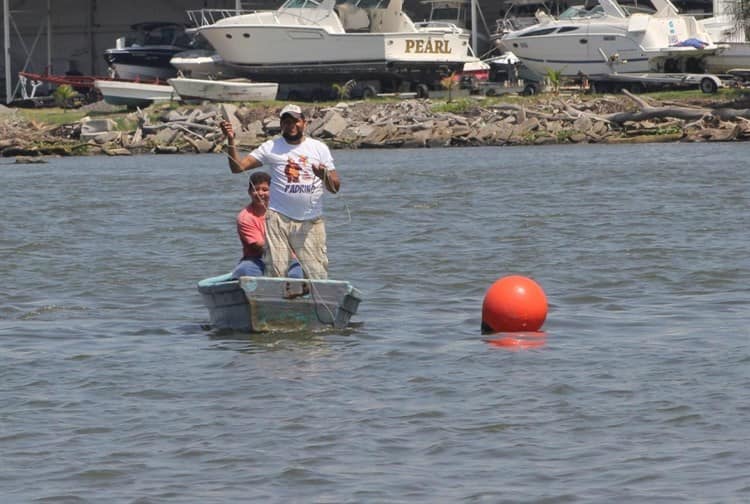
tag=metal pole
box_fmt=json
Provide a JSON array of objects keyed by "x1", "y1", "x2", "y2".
[
  {"x1": 4, "y1": 0, "x2": 10, "y2": 103},
  {"x1": 46, "y1": 0, "x2": 51, "y2": 72},
  {"x1": 471, "y1": 0, "x2": 477, "y2": 55}
]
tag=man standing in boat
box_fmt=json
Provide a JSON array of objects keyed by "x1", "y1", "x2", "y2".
[{"x1": 220, "y1": 104, "x2": 341, "y2": 280}]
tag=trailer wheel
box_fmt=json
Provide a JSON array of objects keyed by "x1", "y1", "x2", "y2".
[
  {"x1": 522, "y1": 83, "x2": 537, "y2": 96},
  {"x1": 415, "y1": 84, "x2": 430, "y2": 99},
  {"x1": 485, "y1": 88, "x2": 497, "y2": 97},
  {"x1": 361, "y1": 85, "x2": 377, "y2": 99},
  {"x1": 700, "y1": 77, "x2": 718, "y2": 94}
]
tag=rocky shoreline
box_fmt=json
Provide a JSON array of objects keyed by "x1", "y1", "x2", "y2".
[{"x1": 2, "y1": 92, "x2": 750, "y2": 160}]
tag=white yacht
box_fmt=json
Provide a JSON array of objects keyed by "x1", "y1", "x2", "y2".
[
  {"x1": 699, "y1": 0, "x2": 750, "y2": 73},
  {"x1": 498, "y1": 0, "x2": 722, "y2": 79},
  {"x1": 186, "y1": 0, "x2": 480, "y2": 85}
]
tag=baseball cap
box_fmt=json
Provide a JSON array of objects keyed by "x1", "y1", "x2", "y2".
[{"x1": 279, "y1": 104, "x2": 304, "y2": 119}]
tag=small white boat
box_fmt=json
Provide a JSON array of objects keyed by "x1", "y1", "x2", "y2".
[
  {"x1": 168, "y1": 77, "x2": 278, "y2": 102},
  {"x1": 95, "y1": 80, "x2": 177, "y2": 108},
  {"x1": 198, "y1": 273, "x2": 362, "y2": 332}
]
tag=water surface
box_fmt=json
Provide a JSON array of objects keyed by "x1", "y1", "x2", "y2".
[{"x1": 1, "y1": 143, "x2": 749, "y2": 502}]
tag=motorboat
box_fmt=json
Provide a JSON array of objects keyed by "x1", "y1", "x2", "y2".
[
  {"x1": 104, "y1": 22, "x2": 194, "y2": 80},
  {"x1": 698, "y1": 0, "x2": 750, "y2": 73},
  {"x1": 168, "y1": 77, "x2": 279, "y2": 102},
  {"x1": 94, "y1": 79, "x2": 178, "y2": 108},
  {"x1": 197, "y1": 273, "x2": 362, "y2": 332},
  {"x1": 185, "y1": 0, "x2": 481, "y2": 86},
  {"x1": 498, "y1": 0, "x2": 723, "y2": 79}
]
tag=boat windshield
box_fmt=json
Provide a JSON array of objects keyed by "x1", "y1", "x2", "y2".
[
  {"x1": 558, "y1": 5, "x2": 605, "y2": 19},
  {"x1": 122, "y1": 25, "x2": 190, "y2": 47},
  {"x1": 283, "y1": 0, "x2": 324, "y2": 8},
  {"x1": 431, "y1": 7, "x2": 461, "y2": 21},
  {"x1": 340, "y1": 0, "x2": 391, "y2": 9}
]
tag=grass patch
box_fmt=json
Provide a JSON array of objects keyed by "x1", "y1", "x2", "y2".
[
  {"x1": 432, "y1": 98, "x2": 476, "y2": 113},
  {"x1": 18, "y1": 107, "x2": 91, "y2": 125}
]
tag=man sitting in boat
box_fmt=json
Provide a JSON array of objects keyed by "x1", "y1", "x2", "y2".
[{"x1": 232, "y1": 171, "x2": 302, "y2": 279}]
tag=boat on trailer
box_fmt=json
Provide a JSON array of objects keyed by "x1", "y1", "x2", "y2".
[
  {"x1": 103, "y1": 22, "x2": 194, "y2": 80},
  {"x1": 198, "y1": 273, "x2": 362, "y2": 332},
  {"x1": 498, "y1": 0, "x2": 724, "y2": 79},
  {"x1": 185, "y1": 0, "x2": 480, "y2": 87}
]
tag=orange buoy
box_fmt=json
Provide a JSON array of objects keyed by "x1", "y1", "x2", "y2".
[{"x1": 481, "y1": 275, "x2": 548, "y2": 334}]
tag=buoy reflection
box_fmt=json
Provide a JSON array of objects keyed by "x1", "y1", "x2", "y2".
[{"x1": 485, "y1": 331, "x2": 547, "y2": 351}]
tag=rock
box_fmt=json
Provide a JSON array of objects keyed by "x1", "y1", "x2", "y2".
[
  {"x1": 314, "y1": 111, "x2": 348, "y2": 138},
  {"x1": 101, "y1": 147, "x2": 132, "y2": 156},
  {"x1": 219, "y1": 103, "x2": 241, "y2": 133},
  {"x1": 154, "y1": 145, "x2": 179, "y2": 154},
  {"x1": 425, "y1": 127, "x2": 453, "y2": 147},
  {"x1": 152, "y1": 127, "x2": 180, "y2": 145},
  {"x1": 351, "y1": 124, "x2": 375, "y2": 138},
  {"x1": 15, "y1": 155, "x2": 46, "y2": 163},
  {"x1": 360, "y1": 123, "x2": 397, "y2": 146},
  {"x1": 573, "y1": 116, "x2": 592, "y2": 132},
  {"x1": 88, "y1": 131, "x2": 121, "y2": 144},
  {"x1": 233, "y1": 131, "x2": 261, "y2": 149},
  {"x1": 264, "y1": 117, "x2": 281, "y2": 135},
  {"x1": 80, "y1": 118, "x2": 117, "y2": 141},
  {"x1": 399, "y1": 130, "x2": 431, "y2": 148},
  {"x1": 185, "y1": 138, "x2": 215, "y2": 154},
  {"x1": 165, "y1": 110, "x2": 188, "y2": 122},
  {"x1": 569, "y1": 132, "x2": 587, "y2": 143}
]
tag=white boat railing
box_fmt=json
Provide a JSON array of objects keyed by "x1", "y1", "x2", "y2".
[
  {"x1": 187, "y1": 9, "x2": 251, "y2": 28},
  {"x1": 186, "y1": 8, "x2": 341, "y2": 30},
  {"x1": 413, "y1": 21, "x2": 463, "y2": 34}
]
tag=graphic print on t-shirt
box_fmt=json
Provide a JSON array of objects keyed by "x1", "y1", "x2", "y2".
[
  {"x1": 285, "y1": 157, "x2": 301, "y2": 182},
  {"x1": 283, "y1": 155, "x2": 316, "y2": 194}
]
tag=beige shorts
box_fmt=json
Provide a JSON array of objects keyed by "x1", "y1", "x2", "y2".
[{"x1": 263, "y1": 209, "x2": 328, "y2": 280}]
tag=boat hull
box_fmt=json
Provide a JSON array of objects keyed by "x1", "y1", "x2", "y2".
[
  {"x1": 500, "y1": 10, "x2": 718, "y2": 78},
  {"x1": 168, "y1": 77, "x2": 278, "y2": 102},
  {"x1": 200, "y1": 26, "x2": 473, "y2": 66},
  {"x1": 198, "y1": 274, "x2": 362, "y2": 332},
  {"x1": 703, "y1": 42, "x2": 750, "y2": 73},
  {"x1": 104, "y1": 48, "x2": 182, "y2": 80},
  {"x1": 94, "y1": 80, "x2": 177, "y2": 107}
]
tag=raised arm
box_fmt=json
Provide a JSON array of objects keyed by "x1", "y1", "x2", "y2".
[
  {"x1": 312, "y1": 163, "x2": 341, "y2": 194},
  {"x1": 220, "y1": 120, "x2": 262, "y2": 173}
]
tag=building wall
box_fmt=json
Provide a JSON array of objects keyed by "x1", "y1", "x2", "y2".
[{"x1": 2, "y1": 0, "x2": 237, "y2": 100}]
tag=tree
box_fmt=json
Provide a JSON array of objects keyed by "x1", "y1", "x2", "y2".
[
  {"x1": 440, "y1": 72, "x2": 460, "y2": 102},
  {"x1": 53, "y1": 84, "x2": 78, "y2": 111}
]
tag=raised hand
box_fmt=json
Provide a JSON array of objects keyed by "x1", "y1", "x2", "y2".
[{"x1": 219, "y1": 120, "x2": 235, "y2": 140}]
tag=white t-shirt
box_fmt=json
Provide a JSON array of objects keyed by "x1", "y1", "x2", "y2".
[{"x1": 250, "y1": 136, "x2": 336, "y2": 221}]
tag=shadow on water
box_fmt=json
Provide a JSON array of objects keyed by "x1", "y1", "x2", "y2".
[{"x1": 201, "y1": 322, "x2": 364, "y2": 354}]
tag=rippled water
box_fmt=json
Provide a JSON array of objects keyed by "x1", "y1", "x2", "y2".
[{"x1": 1, "y1": 143, "x2": 749, "y2": 502}]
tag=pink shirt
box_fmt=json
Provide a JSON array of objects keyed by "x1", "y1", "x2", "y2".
[{"x1": 236, "y1": 205, "x2": 265, "y2": 259}]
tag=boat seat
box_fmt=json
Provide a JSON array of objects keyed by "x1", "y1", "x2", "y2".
[{"x1": 335, "y1": 3, "x2": 371, "y2": 32}]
